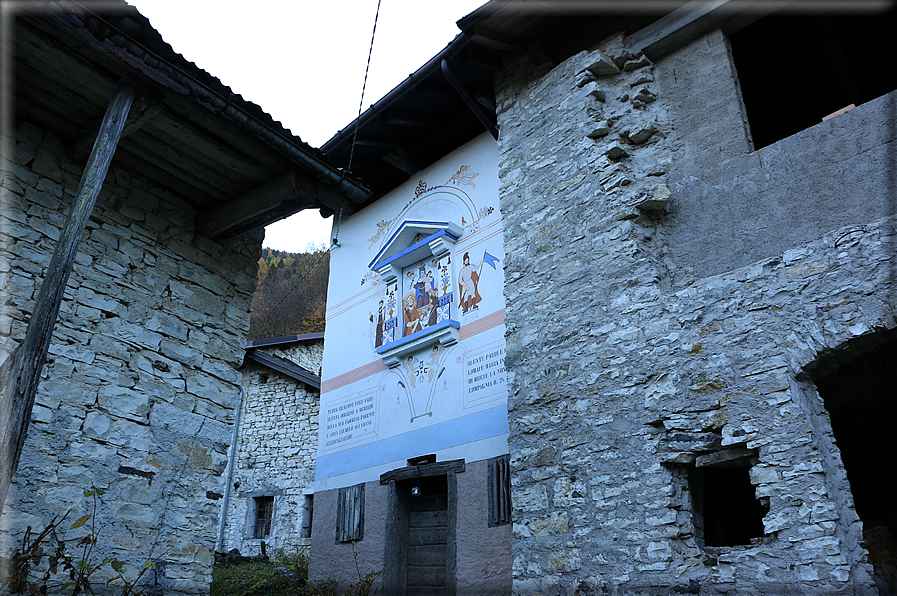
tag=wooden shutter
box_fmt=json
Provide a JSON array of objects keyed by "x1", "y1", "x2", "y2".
[
  {"x1": 488, "y1": 455, "x2": 511, "y2": 526},
  {"x1": 336, "y1": 483, "x2": 365, "y2": 542}
]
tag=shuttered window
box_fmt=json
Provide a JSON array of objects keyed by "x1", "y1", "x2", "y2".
[
  {"x1": 488, "y1": 454, "x2": 511, "y2": 527},
  {"x1": 336, "y1": 483, "x2": 365, "y2": 542}
]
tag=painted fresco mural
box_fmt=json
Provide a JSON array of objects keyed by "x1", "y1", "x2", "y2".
[{"x1": 316, "y1": 134, "x2": 507, "y2": 490}]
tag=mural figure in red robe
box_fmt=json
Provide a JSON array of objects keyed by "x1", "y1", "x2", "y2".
[{"x1": 459, "y1": 252, "x2": 483, "y2": 313}]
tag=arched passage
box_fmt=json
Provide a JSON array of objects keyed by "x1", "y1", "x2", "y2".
[{"x1": 810, "y1": 328, "x2": 897, "y2": 593}]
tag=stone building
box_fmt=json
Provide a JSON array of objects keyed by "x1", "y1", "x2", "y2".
[
  {"x1": 219, "y1": 334, "x2": 323, "y2": 557},
  {"x1": 2, "y1": 2, "x2": 366, "y2": 593},
  {"x1": 307, "y1": 1, "x2": 897, "y2": 594}
]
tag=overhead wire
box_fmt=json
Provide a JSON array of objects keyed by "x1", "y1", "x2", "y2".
[
  {"x1": 254, "y1": 1, "x2": 381, "y2": 331},
  {"x1": 347, "y1": 0, "x2": 383, "y2": 175}
]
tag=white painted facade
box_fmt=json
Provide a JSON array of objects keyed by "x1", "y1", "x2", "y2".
[{"x1": 316, "y1": 133, "x2": 507, "y2": 491}]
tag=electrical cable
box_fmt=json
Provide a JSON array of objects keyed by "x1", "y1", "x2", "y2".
[
  {"x1": 347, "y1": 0, "x2": 382, "y2": 175},
  {"x1": 257, "y1": 0, "x2": 381, "y2": 330}
]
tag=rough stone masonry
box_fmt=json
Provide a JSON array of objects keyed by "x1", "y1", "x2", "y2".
[
  {"x1": 1, "y1": 120, "x2": 261, "y2": 593},
  {"x1": 221, "y1": 340, "x2": 322, "y2": 556},
  {"x1": 495, "y1": 27, "x2": 895, "y2": 595}
]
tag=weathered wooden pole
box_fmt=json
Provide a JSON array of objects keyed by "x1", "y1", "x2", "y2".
[{"x1": 0, "y1": 80, "x2": 136, "y2": 514}]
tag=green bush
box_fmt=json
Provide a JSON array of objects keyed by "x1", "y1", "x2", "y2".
[
  {"x1": 211, "y1": 560, "x2": 307, "y2": 596},
  {"x1": 210, "y1": 548, "x2": 379, "y2": 596}
]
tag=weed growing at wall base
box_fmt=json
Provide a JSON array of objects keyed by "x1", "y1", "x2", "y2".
[{"x1": 0, "y1": 487, "x2": 159, "y2": 595}]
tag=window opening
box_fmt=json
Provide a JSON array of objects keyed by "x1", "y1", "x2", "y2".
[
  {"x1": 688, "y1": 465, "x2": 767, "y2": 548},
  {"x1": 336, "y1": 483, "x2": 365, "y2": 542},
  {"x1": 488, "y1": 454, "x2": 511, "y2": 527},
  {"x1": 727, "y1": 8, "x2": 897, "y2": 149},
  {"x1": 251, "y1": 495, "x2": 274, "y2": 539},
  {"x1": 811, "y1": 330, "x2": 897, "y2": 594}
]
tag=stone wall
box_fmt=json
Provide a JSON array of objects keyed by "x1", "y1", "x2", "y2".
[
  {"x1": 222, "y1": 341, "x2": 322, "y2": 555},
  {"x1": 496, "y1": 28, "x2": 895, "y2": 595},
  {"x1": 1, "y1": 120, "x2": 261, "y2": 593}
]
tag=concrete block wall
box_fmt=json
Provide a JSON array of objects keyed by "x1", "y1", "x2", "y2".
[
  {"x1": 1, "y1": 121, "x2": 261, "y2": 593},
  {"x1": 222, "y1": 341, "x2": 322, "y2": 555},
  {"x1": 495, "y1": 29, "x2": 894, "y2": 595}
]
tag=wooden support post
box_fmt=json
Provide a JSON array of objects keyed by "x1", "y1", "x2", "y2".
[{"x1": 0, "y1": 80, "x2": 136, "y2": 513}]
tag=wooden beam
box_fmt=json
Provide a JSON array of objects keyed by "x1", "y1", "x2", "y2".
[
  {"x1": 626, "y1": 0, "x2": 778, "y2": 61},
  {"x1": 0, "y1": 80, "x2": 136, "y2": 513},
  {"x1": 354, "y1": 137, "x2": 402, "y2": 148},
  {"x1": 196, "y1": 170, "x2": 316, "y2": 241},
  {"x1": 196, "y1": 169, "x2": 360, "y2": 242},
  {"x1": 441, "y1": 59, "x2": 499, "y2": 141},
  {"x1": 414, "y1": 80, "x2": 456, "y2": 98},
  {"x1": 464, "y1": 25, "x2": 524, "y2": 53},
  {"x1": 70, "y1": 91, "x2": 164, "y2": 160},
  {"x1": 382, "y1": 147, "x2": 422, "y2": 176},
  {"x1": 379, "y1": 110, "x2": 441, "y2": 128},
  {"x1": 380, "y1": 459, "x2": 466, "y2": 485}
]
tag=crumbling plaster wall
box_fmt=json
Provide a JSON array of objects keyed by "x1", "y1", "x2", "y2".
[
  {"x1": 495, "y1": 28, "x2": 894, "y2": 595},
  {"x1": 223, "y1": 341, "x2": 322, "y2": 555},
  {"x1": 1, "y1": 120, "x2": 261, "y2": 593}
]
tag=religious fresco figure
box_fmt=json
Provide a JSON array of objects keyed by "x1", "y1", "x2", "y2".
[
  {"x1": 426, "y1": 286, "x2": 440, "y2": 327},
  {"x1": 403, "y1": 292, "x2": 423, "y2": 337},
  {"x1": 367, "y1": 219, "x2": 392, "y2": 249},
  {"x1": 450, "y1": 164, "x2": 479, "y2": 189},
  {"x1": 459, "y1": 250, "x2": 500, "y2": 313},
  {"x1": 459, "y1": 252, "x2": 483, "y2": 313},
  {"x1": 414, "y1": 263, "x2": 434, "y2": 309},
  {"x1": 370, "y1": 299, "x2": 385, "y2": 348}
]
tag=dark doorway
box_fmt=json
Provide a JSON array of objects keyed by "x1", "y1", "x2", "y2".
[
  {"x1": 402, "y1": 475, "x2": 448, "y2": 595},
  {"x1": 812, "y1": 330, "x2": 897, "y2": 594}
]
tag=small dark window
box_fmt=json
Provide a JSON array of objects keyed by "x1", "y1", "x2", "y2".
[
  {"x1": 336, "y1": 484, "x2": 364, "y2": 542},
  {"x1": 488, "y1": 454, "x2": 511, "y2": 527},
  {"x1": 727, "y1": 7, "x2": 897, "y2": 149},
  {"x1": 251, "y1": 495, "x2": 274, "y2": 539},
  {"x1": 688, "y1": 465, "x2": 767, "y2": 548}
]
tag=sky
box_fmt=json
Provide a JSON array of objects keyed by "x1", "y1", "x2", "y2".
[{"x1": 128, "y1": 0, "x2": 486, "y2": 253}]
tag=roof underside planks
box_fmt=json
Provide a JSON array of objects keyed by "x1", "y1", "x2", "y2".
[
  {"x1": 10, "y1": 1, "x2": 370, "y2": 241},
  {"x1": 320, "y1": 2, "x2": 665, "y2": 205}
]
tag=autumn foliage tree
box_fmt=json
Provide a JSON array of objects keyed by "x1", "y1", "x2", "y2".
[{"x1": 247, "y1": 246, "x2": 330, "y2": 340}]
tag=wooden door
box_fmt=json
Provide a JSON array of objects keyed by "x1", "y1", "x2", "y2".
[{"x1": 406, "y1": 476, "x2": 448, "y2": 595}]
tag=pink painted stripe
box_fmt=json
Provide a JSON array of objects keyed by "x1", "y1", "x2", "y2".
[
  {"x1": 459, "y1": 309, "x2": 505, "y2": 340},
  {"x1": 321, "y1": 359, "x2": 388, "y2": 393},
  {"x1": 322, "y1": 309, "x2": 505, "y2": 393}
]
